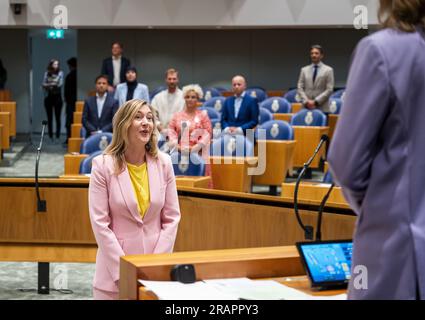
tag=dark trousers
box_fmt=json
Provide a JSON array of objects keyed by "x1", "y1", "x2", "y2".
[
  {"x1": 44, "y1": 93, "x2": 63, "y2": 139},
  {"x1": 65, "y1": 99, "x2": 76, "y2": 142}
]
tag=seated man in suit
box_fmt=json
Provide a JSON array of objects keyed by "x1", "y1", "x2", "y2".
[
  {"x1": 221, "y1": 75, "x2": 259, "y2": 135},
  {"x1": 297, "y1": 45, "x2": 334, "y2": 112},
  {"x1": 114, "y1": 66, "x2": 149, "y2": 106},
  {"x1": 100, "y1": 42, "x2": 131, "y2": 92},
  {"x1": 82, "y1": 75, "x2": 119, "y2": 138}
]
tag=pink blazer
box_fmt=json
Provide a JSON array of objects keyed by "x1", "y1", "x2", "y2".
[{"x1": 89, "y1": 152, "x2": 181, "y2": 292}]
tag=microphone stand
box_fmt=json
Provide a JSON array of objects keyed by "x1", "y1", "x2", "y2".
[
  {"x1": 35, "y1": 121, "x2": 47, "y2": 212},
  {"x1": 293, "y1": 136, "x2": 328, "y2": 240},
  {"x1": 315, "y1": 183, "x2": 335, "y2": 241}
]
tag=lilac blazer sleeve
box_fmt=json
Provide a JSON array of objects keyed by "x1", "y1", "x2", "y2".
[
  {"x1": 89, "y1": 156, "x2": 125, "y2": 282},
  {"x1": 327, "y1": 37, "x2": 391, "y2": 214},
  {"x1": 153, "y1": 153, "x2": 181, "y2": 253}
]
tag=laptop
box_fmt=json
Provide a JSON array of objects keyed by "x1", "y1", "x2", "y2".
[{"x1": 296, "y1": 240, "x2": 353, "y2": 290}]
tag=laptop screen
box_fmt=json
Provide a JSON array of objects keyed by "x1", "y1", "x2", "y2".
[{"x1": 296, "y1": 240, "x2": 353, "y2": 288}]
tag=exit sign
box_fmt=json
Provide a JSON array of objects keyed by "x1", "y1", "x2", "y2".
[{"x1": 46, "y1": 29, "x2": 65, "y2": 39}]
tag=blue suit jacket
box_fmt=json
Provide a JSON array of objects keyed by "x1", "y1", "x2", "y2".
[
  {"x1": 114, "y1": 82, "x2": 150, "y2": 106},
  {"x1": 100, "y1": 56, "x2": 131, "y2": 86},
  {"x1": 221, "y1": 94, "x2": 259, "y2": 134},
  {"x1": 82, "y1": 94, "x2": 118, "y2": 137}
]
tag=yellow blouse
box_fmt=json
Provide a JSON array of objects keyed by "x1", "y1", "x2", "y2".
[{"x1": 127, "y1": 162, "x2": 150, "y2": 219}]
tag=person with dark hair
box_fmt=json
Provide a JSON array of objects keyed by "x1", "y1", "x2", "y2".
[
  {"x1": 297, "y1": 45, "x2": 334, "y2": 112},
  {"x1": 82, "y1": 75, "x2": 119, "y2": 138},
  {"x1": 114, "y1": 66, "x2": 149, "y2": 106},
  {"x1": 0, "y1": 59, "x2": 7, "y2": 90},
  {"x1": 64, "y1": 57, "x2": 77, "y2": 144},
  {"x1": 328, "y1": 0, "x2": 425, "y2": 299},
  {"x1": 42, "y1": 59, "x2": 64, "y2": 142},
  {"x1": 100, "y1": 42, "x2": 131, "y2": 92}
]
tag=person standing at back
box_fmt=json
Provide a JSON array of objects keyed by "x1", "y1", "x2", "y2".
[
  {"x1": 42, "y1": 59, "x2": 64, "y2": 143},
  {"x1": 64, "y1": 57, "x2": 77, "y2": 144},
  {"x1": 297, "y1": 45, "x2": 334, "y2": 112},
  {"x1": 328, "y1": 0, "x2": 425, "y2": 299},
  {"x1": 0, "y1": 59, "x2": 7, "y2": 90},
  {"x1": 100, "y1": 42, "x2": 131, "y2": 92}
]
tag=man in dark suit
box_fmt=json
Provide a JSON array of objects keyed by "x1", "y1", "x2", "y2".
[
  {"x1": 100, "y1": 42, "x2": 131, "y2": 91},
  {"x1": 221, "y1": 75, "x2": 259, "y2": 135},
  {"x1": 64, "y1": 57, "x2": 77, "y2": 144},
  {"x1": 82, "y1": 75, "x2": 119, "y2": 138}
]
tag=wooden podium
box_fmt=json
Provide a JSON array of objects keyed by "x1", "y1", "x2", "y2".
[
  {"x1": 292, "y1": 126, "x2": 329, "y2": 168},
  {"x1": 120, "y1": 246, "x2": 346, "y2": 300}
]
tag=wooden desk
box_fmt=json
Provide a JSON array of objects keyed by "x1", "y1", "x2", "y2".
[
  {"x1": 0, "y1": 102, "x2": 16, "y2": 137},
  {"x1": 328, "y1": 114, "x2": 339, "y2": 141},
  {"x1": 64, "y1": 153, "x2": 88, "y2": 175},
  {"x1": 266, "y1": 90, "x2": 284, "y2": 97},
  {"x1": 71, "y1": 123, "x2": 83, "y2": 138},
  {"x1": 175, "y1": 176, "x2": 211, "y2": 188},
  {"x1": 291, "y1": 103, "x2": 303, "y2": 114},
  {"x1": 0, "y1": 179, "x2": 355, "y2": 263},
  {"x1": 253, "y1": 140, "x2": 296, "y2": 186},
  {"x1": 209, "y1": 156, "x2": 258, "y2": 193},
  {"x1": 68, "y1": 137, "x2": 83, "y2": 153},
  {"x1": 120, "y1": 246, "x2": 346, "y2": 300},
  {"x1": 0, "y1": 111, "x2": 10, "y2": 149},
  {"x1": 292, "y1": 126, "x2": 329, "y2": 168},
  {"x1": 281, "y1": 182, "x2": 348, "y2": 208},
  {"x1": 76, "y1": 101, "x2": 84, "y2": 112},
  {"x1": 273, "y1": 113, "x2": 293, "y2": 122},
  {"x1": 0, "y1": 90, "x2": 11, "y2": 101},
  {"x1": 73, "y1": 111, "x2": 82, "y2": 124}
]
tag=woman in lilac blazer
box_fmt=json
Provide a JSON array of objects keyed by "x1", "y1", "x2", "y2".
[
  {"x1": 328, "y1": 0, "x2": 425, "y2": 299},
  {"x1": 89, "y1": 99, "x2": 181, "y2": 299}
]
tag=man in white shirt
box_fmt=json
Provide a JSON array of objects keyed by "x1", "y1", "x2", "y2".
[
  {"x1": 100, "y1": 42, "x2": 131, "y2": 92},
  {"x1": 151, "y1": 68, "x2": 185, "y2": 135}
]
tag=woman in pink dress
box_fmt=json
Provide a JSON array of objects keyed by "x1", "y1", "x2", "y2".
[{"x1": 168, "y1": 84, "x2": 213, "y2": 187}]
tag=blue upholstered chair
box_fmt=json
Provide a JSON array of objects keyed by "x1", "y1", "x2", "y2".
[
  {"x1": 211, "y1": 134, "x2": 254, "y2": 157},
  {"x1": 260, "y1": 97, "x2": 291, "y2": 114},
  {"x1": 246, "y1": 87, "x2": 267, "y2": 102},
  {"x1": 290, "y1": 109, "x2": 327, "y2": 126},
  {"x1": 80, "y1": 132, "x2": 113, "y2": 154},
  {"x1": 284, "y1": 88, "x2": 301, "y2": 103},
  {"x1": 170, "y1": 151, "x2": 206, "y2": 176},
  {"x1": 199, "y1": 106, "x2": 221, "y2": 121},
  {"x1": 202, "y1": 87, "x2": 221, "y2": 102},
  {"x1": 149, "y1": 85, "x2": 166, "y2": 101},
  {"x1": 328, "y1": 98, "x2": 343, "y2": 115},
  {"x1": 255, "y1": 120, "x2": 294, "y2": 140},
  {"x1": 79, "y1": 150, "x2": 103, "y2": 174},
  {"x1": 323, "y1": 170, "x2": 334, "y2": 184},
  {"x1": 330, "y1": 88, "x2": 345, "y2": 99},
  {"x1": 80, "y1": 126, "x2": 87, "y2": 138},
  {"x1": 202, "y1": 96, "x2": 226, "y2": 113},
  {"x1": 259, "y1": 107, "x2": 274, "y2": 124}
]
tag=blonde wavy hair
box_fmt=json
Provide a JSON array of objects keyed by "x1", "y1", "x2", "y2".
[
  {"x1": 182, "y1": 84, "x2": 204, "y2": 100},
  {"x1": 379, "y1": 0, "x2": 425, "y2": 32},
  {"x1": 104, "y1": 99, "x2": 159, "y2": 174}
]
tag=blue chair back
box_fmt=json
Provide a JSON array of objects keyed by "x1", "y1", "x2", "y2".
[
  {"x1": 157, "y1": 133, "x2": 167, "y2": 150},
  {"x1": 284, "y1": 89, "x2": 301, "y2": 103},
  {"x1": 202, "y1": 87, "x2": 221, "y2": 102},
  {"x1": 213, "y1": 86, "x2": 228, "y2": 93},
  {"x1": 211, "y1": 134, "x2": 254, "y2": 157},
  {"x1": 171, "y1": 151, "x2": 206, "y2": 176},
  {"x1": 80, "y1": 132, "x2": 113, "y2": 154},
  {"x1": 246, "y1": 88, "x2": 267, "y2": 102},
  {"x1": 259, "y1": 107, "x2": 273, "y2": 124},
  {"x1": 199, "y1": 106, "x2": 221, "y2": 120},
  {"x1": 149, "y1": 85, "x2": 166, "y2": 100},
  {"x1": 328, "y1": 98, "x2": 343, "y2": 115},
  {"x1": 260, "y1": 97, "x2": 291, "y2": 114},
  {"x1": 255, "y1": 120, "x2": 294, "y2": 140},
  {"x1": 79, "y1": 150, "x2": 103, "y2": 174},
  {"x1": 203, "y1": 96, "x2": 226, "y2": 113},
  {"x1": 323, "y1": 171, "x2": 334, "y2": 184},
  {"x1": 330, "y1": 89, "x2": 345, "y2": 99},
  {"x1": 290, "y1": 109, "x2": 327, "y2": 126}
]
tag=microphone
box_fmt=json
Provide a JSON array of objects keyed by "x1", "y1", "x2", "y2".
[
  {"x1": 315, "y1": 182, "x2": 335, "y2": 241},
  {"x1": 293, "y1": 134, "x2": 329, "y2": 240},
  {"x1": 35, "y1": 120, "x2": 48, "y2": 212}
]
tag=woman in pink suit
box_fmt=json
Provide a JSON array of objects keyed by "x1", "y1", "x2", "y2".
[
  {"x1": 168, "y1": 84, "x2": 213, "y2": 186},
  {"x1": 89, "y1": 99, "x2": 181, "y2": 300}
]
